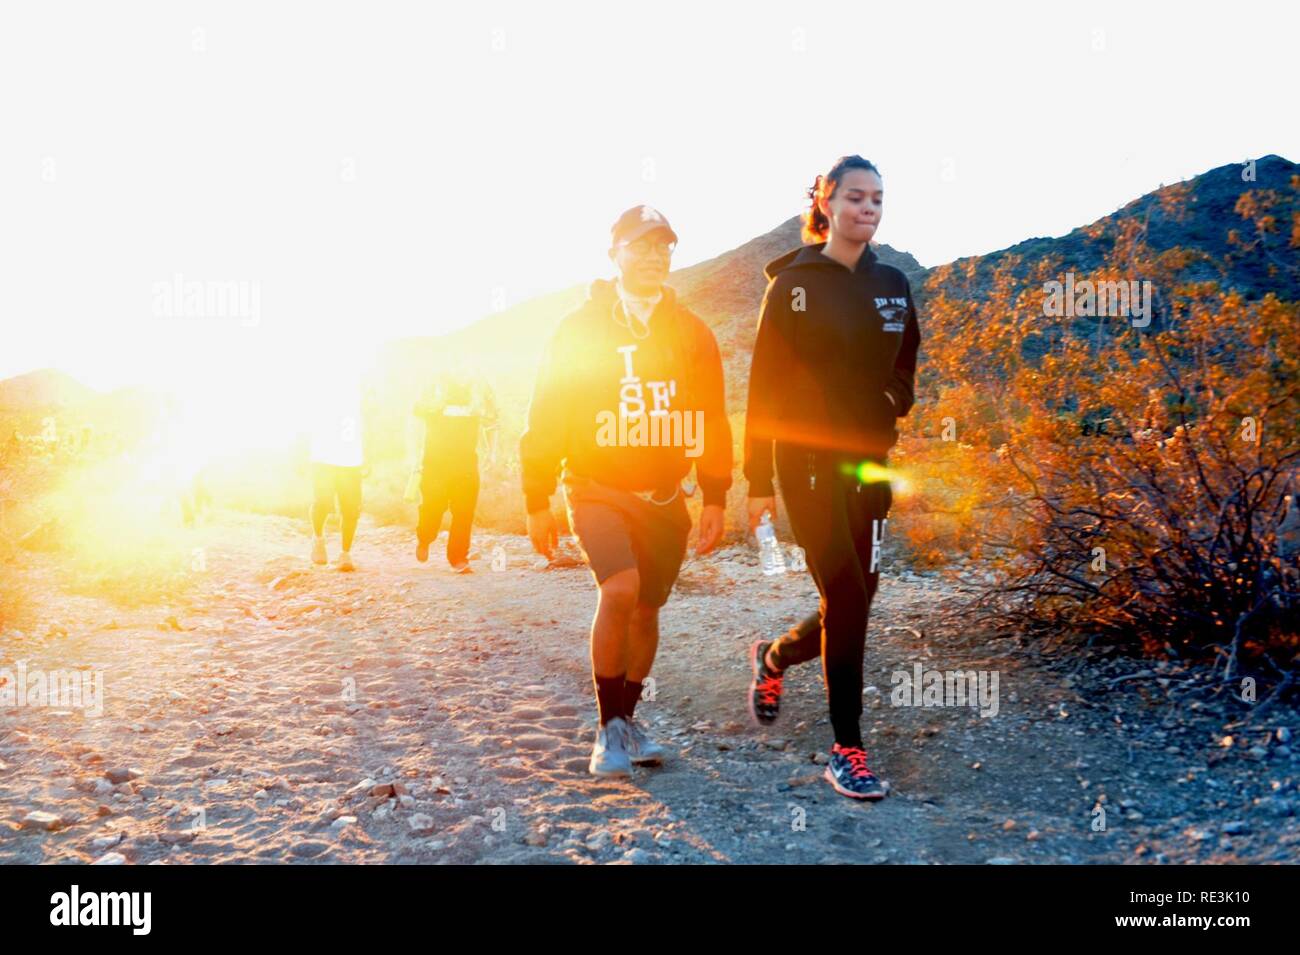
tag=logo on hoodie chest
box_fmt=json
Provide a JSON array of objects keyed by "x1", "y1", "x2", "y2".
[
  {"x1": 874, "y1": 296, "x2": 909, "y2": 333},
  {"x1": 617, "y1": 343, "x2": 677, "y2": 418}
]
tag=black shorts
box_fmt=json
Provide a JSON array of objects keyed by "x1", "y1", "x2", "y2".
[{"x1": 562, "y1": 474, "x2": 692, "y2": 609}]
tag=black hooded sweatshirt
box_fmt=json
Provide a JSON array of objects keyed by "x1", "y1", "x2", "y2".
[
  {"x1": 520, "y1": 278, "x2": 733, "y2": 512},
  {"x1": 743, "y1": 241, "x2": 921, "y2": 498}
]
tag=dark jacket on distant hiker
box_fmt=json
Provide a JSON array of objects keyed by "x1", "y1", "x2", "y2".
[
  {"x1": 743, "y1": 242, "x2": 921, "y2": 498},
  {"x1": 520, "y1": 278, "x2": 733, "y2": 512}
]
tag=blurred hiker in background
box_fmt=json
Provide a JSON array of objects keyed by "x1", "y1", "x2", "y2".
[
  {"x1": 307, "y1": 368, "x2": 372, "y2": 572},
  {"x1": 412, "y1": 364, "x2": 498, "y2": 573}
]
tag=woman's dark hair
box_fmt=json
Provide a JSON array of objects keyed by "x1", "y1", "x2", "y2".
[{"x1": 802, "y1": 155, "x2": 881, "y2": 243}]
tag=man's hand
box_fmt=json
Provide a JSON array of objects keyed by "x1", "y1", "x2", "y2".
[
  {"x1": 695, "y1": 503, "x2": 724, "y2": 556},
  {"x1": 527, "y1": 508, "x2": 558, "y2": 558},
  {"x1": 747, "y1": 496, "x2": 776, "y2": 534}
]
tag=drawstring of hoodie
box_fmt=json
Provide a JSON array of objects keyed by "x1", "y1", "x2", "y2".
[{"x1": 611, "y1": 298, "x2": 650, "y2": 340}]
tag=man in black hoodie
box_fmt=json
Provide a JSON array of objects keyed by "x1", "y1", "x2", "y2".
[
  {"x1": 743, "y1": 156, "x2": 921, "y2": 799},
  {"x1": 521, "y1": 206, "x2": 732, "y2": 777}
]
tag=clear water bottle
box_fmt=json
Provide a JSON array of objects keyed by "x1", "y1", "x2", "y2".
[{"x1": 757, "y1": 511, "x2": 787, "y2": 576}]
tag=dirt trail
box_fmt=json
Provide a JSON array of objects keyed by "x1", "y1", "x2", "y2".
[{"x1": 2, "y1": 511, "x2": 1297, "y2": 864}]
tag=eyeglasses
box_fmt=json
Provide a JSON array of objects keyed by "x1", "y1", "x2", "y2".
[{"x1": 619, "y1": 237, "x2": 676, "y2": 258}]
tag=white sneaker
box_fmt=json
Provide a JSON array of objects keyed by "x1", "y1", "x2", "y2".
[
  {"x1": 625, "y1": 717, "x2": 667, "y2": 766},
  {"x1": 311, "y1": 537, "x2": 327, "y2": 565},
  {"x1": 589, "y1": 717, "x2": 633, "y2": 777},
  {"x1": 336, "y1": 551, "x2": 355, "y2": 572}
]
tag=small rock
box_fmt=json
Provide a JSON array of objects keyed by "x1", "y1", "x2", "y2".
[
  {"x1": 1259, "y1": 797, "x2": 1294, "y2": 817},
  {"x1": 92, "y1": 852, "x2": 127, "y2": 865},
  {"x1": 985, "y1": 857, "x2": 1017, "y2": 865},
  {"x1": 105, "y1": 767, "x2": 142, "y2": 785},
  {"x1": 21, "y1": 811, "x2": 63, "y2": 831},
  {"x1": 289, "y1": 841, "x2": 329, "y2": 858},
  {"x1": 1222, "y1": 821, "x2": 1250, "y2": 835},
  {"x1": 408, "y1": 813, "x2": 435, "y2": 834}
]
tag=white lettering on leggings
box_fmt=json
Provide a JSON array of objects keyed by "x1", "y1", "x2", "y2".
[{"x1": 870, "y1": 518, "x2": 887, "y2": 574}]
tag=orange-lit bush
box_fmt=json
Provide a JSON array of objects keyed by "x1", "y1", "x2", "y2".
[{"x1": 897, "y1": 188, "x2": 1300, "y2": 669}]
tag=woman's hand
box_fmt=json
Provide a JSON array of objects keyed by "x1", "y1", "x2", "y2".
[{"x1": 747, "y1": 496, "x2": 776, "y2": 534}]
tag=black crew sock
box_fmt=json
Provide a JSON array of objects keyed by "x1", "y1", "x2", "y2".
[
  {"x1": 624, "y1": 679, "x2": 644, "y2": 720},
  {"x1": 595, "y1": 674, "x2": 626, "y2": 726}
]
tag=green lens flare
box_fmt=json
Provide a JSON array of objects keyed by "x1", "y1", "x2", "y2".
[{"x1": 854, "y1": 461, "x2": 898, "y2": 484}]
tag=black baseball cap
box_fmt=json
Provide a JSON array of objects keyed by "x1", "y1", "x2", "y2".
[{"x1": 611, "y1": 205, "x2": 678, "y2": 246}]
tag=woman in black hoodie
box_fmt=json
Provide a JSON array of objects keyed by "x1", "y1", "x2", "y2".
[{"x1": 743, "y1": 155, "x2": 921, "y2": 800}]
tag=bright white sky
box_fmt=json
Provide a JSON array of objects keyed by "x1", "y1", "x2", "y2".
[{"x1": 1, "y1": 0, "x2": 1296, "y2": 420}]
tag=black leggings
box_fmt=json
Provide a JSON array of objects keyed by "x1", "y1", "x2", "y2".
[{"x1": 766, "y1": 444, "x2": 892, "y2": 749}]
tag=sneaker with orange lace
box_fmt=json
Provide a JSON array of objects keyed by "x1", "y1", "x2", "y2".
[
  {"x1": 748, "y1": 640, "x2": 784, "y2": 725},
  {"x1": 825, "y1": 743, "x2": 887, "y2": 800}
]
